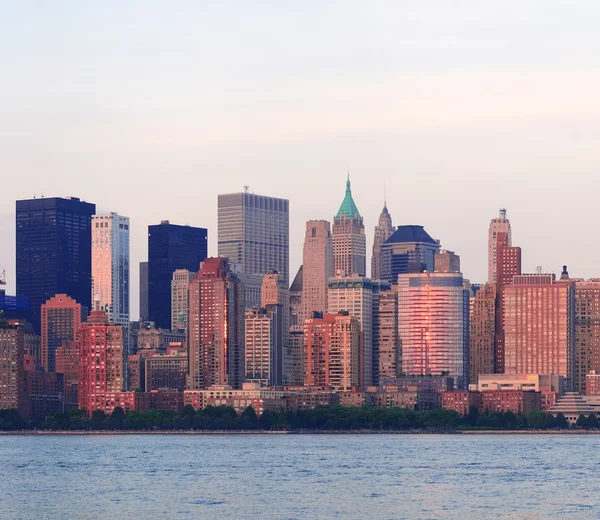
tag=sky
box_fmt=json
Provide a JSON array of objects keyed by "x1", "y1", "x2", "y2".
[{"x1": 2, "y1": 1, "x2": 600, "y2": 319}]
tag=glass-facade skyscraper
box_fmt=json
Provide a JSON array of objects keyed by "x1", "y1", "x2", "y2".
[
  {"x1": 16, "y1": 196, "x2": 96, "y2": 332},
  {"x1": 92, "y1": 213, "x2": 130, "y2": 328},
  {"x1": 397, "y1": 271, "x2": 470, "y2": 389},
  {"x1": 147, "y1": 221, "x2": 208, "y2": 330},
  {"x1": 218, "y1": 192, "x2": 289, "y2": 285}
]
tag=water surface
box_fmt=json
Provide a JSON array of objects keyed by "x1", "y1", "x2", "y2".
[{"x1": 0, "y1": 434, "x2": 597, "y2": 519}]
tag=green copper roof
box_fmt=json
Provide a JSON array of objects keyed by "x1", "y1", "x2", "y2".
[{"x1": 336, "y1": 176, "x2": 361, "y2": 219}]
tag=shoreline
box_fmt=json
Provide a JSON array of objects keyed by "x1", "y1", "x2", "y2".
[{"x1": 1, "y1": 429, "x2": 600, "y2": 436}]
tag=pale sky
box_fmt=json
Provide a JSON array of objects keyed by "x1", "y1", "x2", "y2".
[{"x1": 2, "y1": 2, "x2": 600, "y2": 319}]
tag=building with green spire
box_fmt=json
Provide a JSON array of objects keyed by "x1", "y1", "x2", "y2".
[{"x1": 332, "y1": 175, "x2": 366, "y2": 277}]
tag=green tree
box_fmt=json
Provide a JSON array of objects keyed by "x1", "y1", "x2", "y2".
[
  {"x1": 259, "y1": 409, "x2": 278, "y2": 430},
  {"x1": 238, "y1": 406, "x2": 259, "y2": 430},
  {"x1": 576, "y1": 415, "x2": 588, "y2": 428}
]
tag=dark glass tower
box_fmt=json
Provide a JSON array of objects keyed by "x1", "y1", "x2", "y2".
[
  {"x1": 147, "y1": 221, "x2": 208, "y2": 330},
  {"x1": 16, "y1": 197, "x2": 96, "y2": 333}
]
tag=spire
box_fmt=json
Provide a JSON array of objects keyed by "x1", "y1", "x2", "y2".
[
  {"x1": 384, "y1": 180, "x2": 387, "y2": 208},
  {"x1": 336, "y1": 174, "x2": 361, "y2": 219}
]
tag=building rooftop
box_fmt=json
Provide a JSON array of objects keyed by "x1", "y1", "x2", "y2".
[
  {"x1": 290, "y1": 266, "x2": 303, "y2": 292},
  {"x1": 385, "y1": 225, "x2": 437, "y2": 245},
  {"x1": 335, "y1": 176, "x2": 361, "y2": 219}
]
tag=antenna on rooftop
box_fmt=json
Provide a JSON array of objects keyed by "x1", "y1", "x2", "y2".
[
  {"x1": 244, "y1": 185, "x2": 249, "y2": 193},
  {"x1": 536, "y1": 266, "x2": 542, "y2": 274},
  {"x1": 500, "y1": 208, "x2": 507, "y2": 219}
]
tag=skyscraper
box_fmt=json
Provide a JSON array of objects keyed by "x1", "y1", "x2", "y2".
[
  {"x1": 488, "y1": 208, "x2": 512, "y2": 284},
  {"x1": 494, "y1": 230, "x2": 522, "y2": 372},
  {"x1": 187, "y1": 258, "x2": 244, "y2": 389},
  {"x1": 398, "y1": 271, "x2": 470, "y2": 388},
  {"x1": 304, "y1": 313, "x2": 361, "y2": 391},
  {"x1": 78, "y1": 310, "x2": 124, "y2": 416},
  {"x1": 148, "y1": 221, "x2": 208, "y2": 330},
  {"x1": 41, "y1": 294, "x2": 82, "y2": 373},
  {"x1": 218, "y1": 191, "x2": 289, "y2": 284},
  {"x1": 16, "y1": 196, "x2": 95, "y2": 332},
  {"x1": 371, "y1": 203, "x2": 395, "y2": 281},
  {"x1": 378, "y1": 289, "x2": 400, "y2": 381},
  {"x1": 327, "y1": 276, "x2": 385, "y2": 388},
  {"x1": 332, "y1": 177, "x2": 366, "y2": 277},
  {"x1": 469, "y1": 283, "x2": 496, "y2": 384},
  {"x1": 171, "y1": 269, "x2": 194, "y2": 332},
  {"x1": 289, "y1": 266, "x2": 303, "y2": 327},
  {"x1": 245, "y1": 305, "x2": 284, "y2": 387},
  {"x1": 379, "y1": 226, "x2": 440, "y2": 285},
  {"x1": 91, "y1": 213, "x2": 130, "y2": 328},
  {"x1": 139, "y1": 262, "x2": 149, "y2": 322},
  {"x1": 0, "y1": 319, "x2": 24, "y2": 412},
  {"x1": 574, "y1": 280, "x2": 600, "y2": 394},
  {"x1": 503, "y1": 272, "x2": 575, "y2": 389},
  {"x1": 302, "y1": 221, "x2": 333, "y2": 319}
]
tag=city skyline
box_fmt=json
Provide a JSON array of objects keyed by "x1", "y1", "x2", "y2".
[{"x1": 4, "y1": 4, "x2": 600, "y2": 319}]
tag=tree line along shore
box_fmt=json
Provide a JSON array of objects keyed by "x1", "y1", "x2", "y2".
[{"x1": 1, "y1": 405, "x2": 599, "y2": 433}]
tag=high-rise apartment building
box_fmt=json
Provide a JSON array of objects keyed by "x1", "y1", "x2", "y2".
[
  {"x1": 304, "y1": 313, "x2": 361, "y2": 391},
  {"x1": 398, "y1": 271, "x2": 470, "y2": 388},
  {"x1": 0, "y1": 319, "x2": 24, "y2": 412},
  {"x1": 218, "y1": 191, "x2": 289, "y2": 285},
  {"x1": 245, "y1": 305, "x2": 284, "y2": 387},
  {"x1": 148, "y1": 221, "x2": 208, "y2": 330},
  {"x1": 78, "y1": 310, "x2": 124, "y2": 416},
  {"x1": 139, "y1": 262, "x2": 149, "y2": 322},
  {"x1": 40, "y1": 294, "x2": 82, "y2": 373},
  {"x1": 434, "y1": 250, "x2": 461, "y2": 274},
  {"x1": 469, "y1": 283, "x2": 496, "y2": 384},
  {"x1": 379, "y1": 226, "x2": 440, "y2": 285},
  {"x1": 91, "y1": 213, "x2": 130, "y2": 328},
  {"x1": 327, "y1": 276, "x2": 384, "y2": 388},
  {"x1": 55, "y1": 340, "x2": 79, "y2": 410},
  {"x1": 332, "y1": 177, "x2": 366, "y2": 277},
  {"x1": 371, "y1": 203, "x2": 395, "y2": 281},
  {"x1": 488, "y1": 208, "x2": 512, "y2": 284},
  {"x1": 188, "y1": 258, "x2": 244, "y2": 389},
  {"x1": 378, "y1": 289, "x2": 400, "y2": 381},
  {"x1": 171, "y1": 269, "x2": 194, "y2": 332},
  {"x1": 494, "y1": 231, "x2": 522, "y2": 372},
  {"x1": 302, "y1": 221, "x2": 334, "y2": 319},
  {"x1": 16, "y1": 196, "x2": 95, "y2": 332},
  {"x1": 503, "y1": 272, "x2": 575, "y2": 389},
  {"x1": 575, "y1": 280, "x2": 600, "y2": 394}
]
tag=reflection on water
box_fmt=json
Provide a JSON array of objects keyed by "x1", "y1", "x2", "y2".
[{"x1": 0, "y1": 434, "x2": 598, "y2": 519}]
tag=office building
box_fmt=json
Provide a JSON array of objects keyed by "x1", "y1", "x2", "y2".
[
  {"x1": 302, "y1": 220, "x2": 333, "y2": 318},
  {"x1": 148, "y1": 221, "x2": 208, "y2": 330},
  {"x1": 328, "y1": 276, "x2": 386, "y2": 387},
  {"x1": 171, "y1": 269, "x2": 194, "y2": 332},
  {"x1": 332, "y1": 177, "x2": 366, "y2": 277},
  {"x1": 188, "y1": 258, "x2": 244, "y2": 389},
  {"x1": 371, "y1": 202, "x2": 395, "y2": 281},
  {"x1": 145, "y1": 348, "x2": 188, "y2": 392},
  {"x1": 379, "y1": 226, "x2": 440, "y2": 285},
  {"x1": 91, "y1": 213, "x2": 130, "y2": 328},
  {"x1": 218, "y1": 191, "x2": 289, "y2": 284},
  {"x1": 16, "y1": 196, "x2": 95, "y2": 332},
  {"x1": 434, "y1": 250, "x2": 461, "y2": 274},
  {"x1": 139, "y1": 262, "x2": 149, "y2": 322},
  {"x1": 285, "y1": 326, "x2": 304, "y2": 386},
  {"x1": 78, "y1": 310, "x2": 124, "y2": 416},
  {"x1": 503, "y1": 272, "x2": 576, "y2": 389},
  {"x1": 289, "y1": 266, "x2": 303, "y2": 327},
  {"x1": 398, "y1": 271, "x2": 470, "y2": 389},
  {"x1": 40, "y1": 294, "x2": 82, "y2": 373}
]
